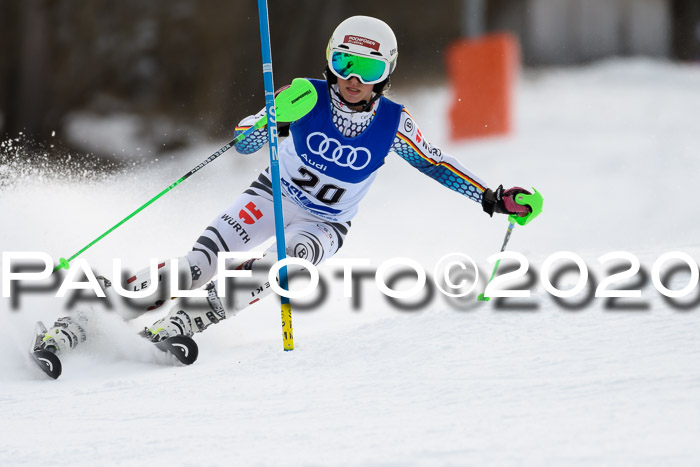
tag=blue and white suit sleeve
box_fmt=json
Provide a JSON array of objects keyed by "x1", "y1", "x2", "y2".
[
  {"x1": 233, "y1": 108, "x2": 269, "y2": 155},
  {"x1": 391, "y1": 109, "x2": 487, "y2": 203}
]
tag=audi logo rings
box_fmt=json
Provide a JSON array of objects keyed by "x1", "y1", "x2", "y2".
[{"x1": 306, "y1": 132, "x2": 372, "y2": 171}]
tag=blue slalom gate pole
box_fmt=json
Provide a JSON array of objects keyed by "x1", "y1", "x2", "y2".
[{"x1": 257, "y1": 0, "x2": 294, "y2": 351}]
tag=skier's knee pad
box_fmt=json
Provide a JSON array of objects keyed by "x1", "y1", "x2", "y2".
[{"x1": 286, "y1": 232, "x2": 326, "y2": 265}]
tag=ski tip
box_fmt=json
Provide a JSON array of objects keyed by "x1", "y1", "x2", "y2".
[
  {"x1": 32, "y1": 350, "x2": 62, "y2": 379},
  {"x1": 155, "y1": 335, "x2": 199, "y2": 366}
]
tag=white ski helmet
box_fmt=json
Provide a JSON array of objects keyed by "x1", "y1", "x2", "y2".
[{"x1": 326, "y1": 16, "x2": 398, "y2": 85}]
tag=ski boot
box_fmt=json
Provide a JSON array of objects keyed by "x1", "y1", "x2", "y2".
[
  {"x1": 143, "y1": 282, "x2": 227, "y2": 343},
  {"x1": 31, "y1": 315, "x2": 87, "y2": 379},
  {"x1": 139, "y1": 282, "x2": 225, "y2": 366}
]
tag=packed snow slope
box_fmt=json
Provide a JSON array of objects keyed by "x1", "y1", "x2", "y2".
[{"x1": 1, "y1": 60, "x2": 699, "y2": 466}]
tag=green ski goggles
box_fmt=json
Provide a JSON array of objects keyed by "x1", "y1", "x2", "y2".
[{"x1": 329, "y1": 51, "x2": 390, "y2": 85}]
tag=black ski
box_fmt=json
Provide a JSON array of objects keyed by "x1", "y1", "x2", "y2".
[
  {"x1": 32, "y1": 349, "x2": 62, "y2": 379},
  {"x1": 30, "y1": 321, "x2": 62, "y2": 379},
  {"x1": 30, "y1": 320, "x2": 199, "y2": 379},
  {"x1": 154, "y1": 335, "x2": 199, "y2": 365}
]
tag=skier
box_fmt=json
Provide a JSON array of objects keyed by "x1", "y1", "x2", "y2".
[{"x1": 36, "y1": 16, "x2": 531, "y2": 358}]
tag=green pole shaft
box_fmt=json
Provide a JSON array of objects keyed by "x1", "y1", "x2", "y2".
[
  {"x1": 56, "y1": 178, "x2": 184, "y2": 271},
  {"x1": 476, "y1": 188, "x2": 544, "y2": 301},
  {"x1": 478, "y1": 221, "x2": 515, "y2": 302},
  {"x1": 54, "y1": 119, "x2": 266, "y2": 272}
]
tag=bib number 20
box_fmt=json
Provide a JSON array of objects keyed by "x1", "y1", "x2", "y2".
[{"x1": 291, "y1": 167, "x2": 346, "y2": 205}]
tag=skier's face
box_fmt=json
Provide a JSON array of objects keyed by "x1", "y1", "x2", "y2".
[{"x1": 337, "y1": 76, "x2": 374, "y2": 109}]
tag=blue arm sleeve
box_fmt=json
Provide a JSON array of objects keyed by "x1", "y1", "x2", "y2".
[
  {"x1": 391, "y1": 109, "x2": 487, "y2": 203},
  {"x1": 233, "y1": 109, "x2": 269, "y2": 155}
]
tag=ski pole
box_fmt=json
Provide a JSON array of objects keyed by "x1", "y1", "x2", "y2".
[
  {"x1": 257, "y1": 0, "x2": 294, "y2": 351},
  {"x1": 54, "y1": 78, "x2": 317, "y2": 272},
  {"x1": 478, "y1": 188, "x2": 544, "y2": 301}
]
